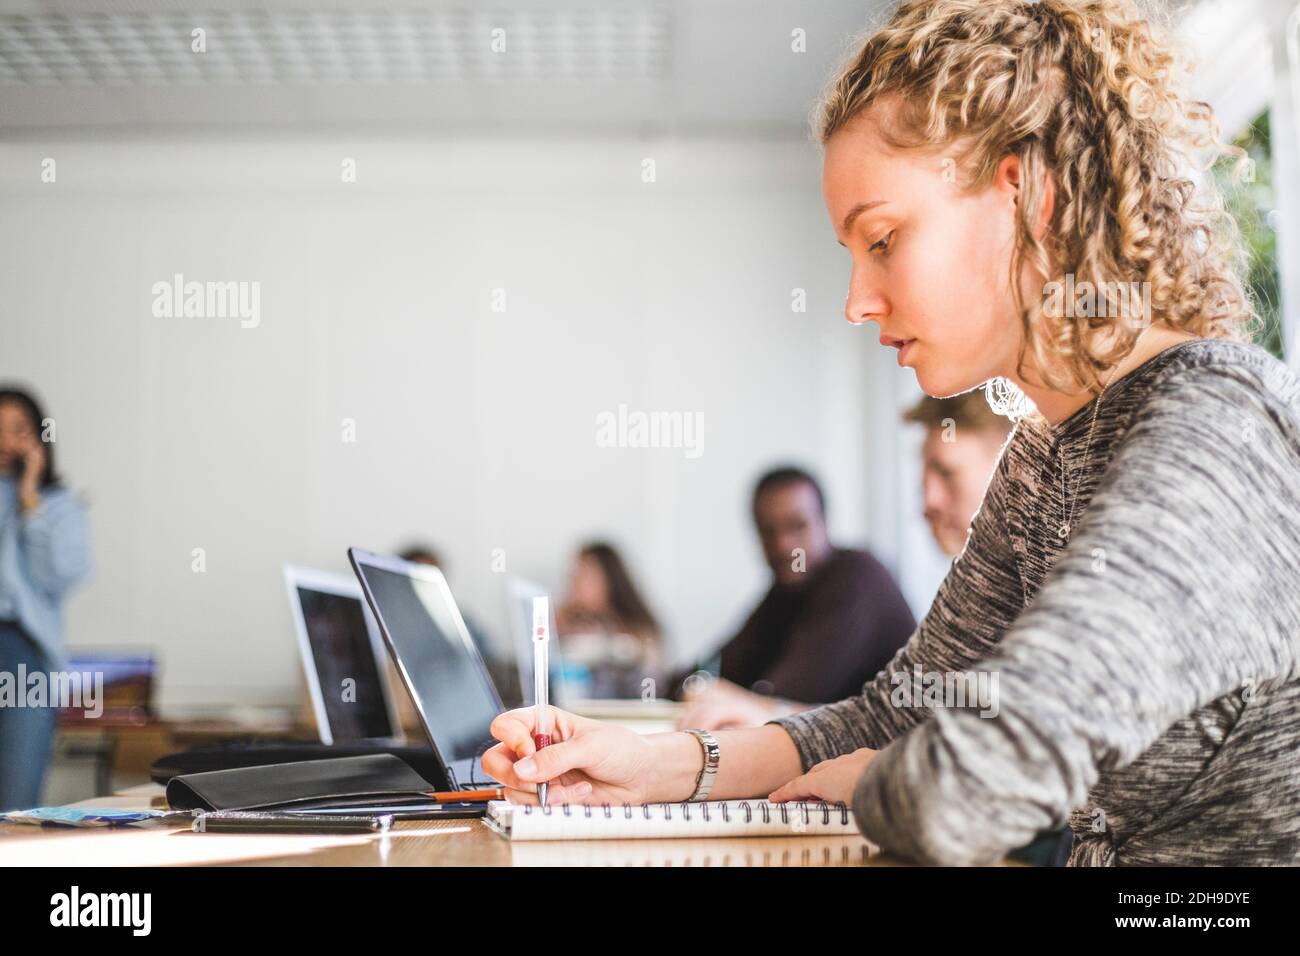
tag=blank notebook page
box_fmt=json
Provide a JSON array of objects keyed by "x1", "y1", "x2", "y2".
[{"x1": 485, "y1": 800, "x2": 857, "y2": 841}]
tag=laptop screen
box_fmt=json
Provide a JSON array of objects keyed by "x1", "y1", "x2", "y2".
[
  {"x1": 355, "y1": 562, "x2": 501, "y2": 763},
  {"x1": 296, "y1": 586, "x2": 394, "y2": 743}
]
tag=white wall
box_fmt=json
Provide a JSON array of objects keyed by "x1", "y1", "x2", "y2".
[{"x1": 0, "y1": 134, "x2": 946, "y2": 709}]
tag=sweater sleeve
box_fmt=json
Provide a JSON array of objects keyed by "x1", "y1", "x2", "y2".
[
  {"x1": 852, "y1": 365, "x2": 1300, "y2": 865},
  {"x1": 19, "y1": 488, "x2": 92, "y2": 598},
  {"x1": 768, "y1": 432, "x2": 1024, "y2": 769}
]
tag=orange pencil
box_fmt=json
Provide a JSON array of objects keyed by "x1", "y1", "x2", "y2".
[{"x1": 425, "y1": 788, "x2": 505, "y2": 803}]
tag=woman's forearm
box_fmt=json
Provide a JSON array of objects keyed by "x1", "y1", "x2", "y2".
[{"x1": 645, "y1": 724, "x2": 803, "y2": 802}]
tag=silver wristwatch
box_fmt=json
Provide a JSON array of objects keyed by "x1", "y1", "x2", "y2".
[{"x1": 683, "y1": 728, "x2": 720, "y2": 802}]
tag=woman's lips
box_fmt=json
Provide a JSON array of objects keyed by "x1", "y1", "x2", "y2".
[{"x1": 881, "y1": 336, "x2": 917, "y2": 366}]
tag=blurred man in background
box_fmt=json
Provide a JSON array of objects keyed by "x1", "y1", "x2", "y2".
[
  {"x1": 671, "y1": 466, "x2": 914, "y2": 727},
  {"x1": 675, "y1": 399, "x2": 1012, "y2": 730},
  {"x1": 904, "y1": 392, "x2": 1013, "y2": 558}
]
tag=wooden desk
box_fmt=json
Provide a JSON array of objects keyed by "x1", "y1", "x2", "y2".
[
  {"x1": 6, "y1": 706, "x2": 962, "y2": 866},
  {"x1": 0, "y1": 783, "x2": 888, "y2": 867}
]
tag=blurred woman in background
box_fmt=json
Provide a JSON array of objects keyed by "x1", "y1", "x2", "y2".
[
  {"x1": 556, "y1": 541, "x2": 663, "y2": 699},
  {"x1": 0, "y1": 385, "x2": 91, "y2": 811}
]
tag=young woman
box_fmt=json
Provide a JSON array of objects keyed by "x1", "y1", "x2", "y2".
[
  {"x1": 0, "y1": 386, "x2": 92, "y2": 811},
  {"x1": 556, "y1": 541, "x2": 664, "y2": 698},
  {"x1": 482, "y1": 0, "x2": 1300, "y2": 865}
]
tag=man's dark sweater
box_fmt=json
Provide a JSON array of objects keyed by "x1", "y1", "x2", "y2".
[{"x1": 692, "y1": 548, "x2": 916, "y2": 705}]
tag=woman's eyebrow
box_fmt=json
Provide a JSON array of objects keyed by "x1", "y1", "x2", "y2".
[{"x1": 842, "y1": 200, "x2": 888, "y2": 235}]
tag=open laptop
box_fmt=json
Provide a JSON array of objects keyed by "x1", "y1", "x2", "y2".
[
  {"x1": 348, "y1": 548, "x2": 505, "y2": 791},
  {"x1": 282, "y1": 565, "x2": 402, "y2": 746},
  {"x1": 149, "y1": 566, "x2": 451, "y2": 791}
]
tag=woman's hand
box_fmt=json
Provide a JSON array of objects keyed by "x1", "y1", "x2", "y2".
[
  {"x1": 482, "y1": 705, "x2": 660, "y2": 806},
  {"x1": 767, "y1": 747, "x2": 878, "y2": 806},
  {"x1": 16, "y1": 435, "x2": 45, "y2": 511}
]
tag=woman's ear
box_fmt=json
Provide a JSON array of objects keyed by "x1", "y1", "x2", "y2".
[
  {"x1": 995, "y1": 154, "x2": 1021, "y2": 200},
  {"x1": 996, "y1": 153, "x2": 1055, "y2": 240}
]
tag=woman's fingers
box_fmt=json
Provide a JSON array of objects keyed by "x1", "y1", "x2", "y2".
[
  {"x1": 489, "y1": 709, "x2": 540, "y2": 755},
  {"x1": 544, "y1": 780, "x2": 594, "y2": 803},
  {"x1": 512, "y1": 734, "x2": 594, "y2": 784},
  {"x1": 503, "y1": 780, "x2": 594, "y2": 806},
  {"x1": 489, "y1": 705, "x2": 578, "y2": 755},
  {"x1": 481, "y1": 742, "x2": 527, "y2": 788},
  {"x1": 503, "y1": 786, "x2": 538, "y2": 805},
  {"x1": 768, "y1": 775, "x2": 817, "y2": 803},
  {"x1": 484, "y1": 708, "x2": 599, "y2": 790},
  {"x1": 481, "y1": 741, "x2": 574, "y2": 790}
]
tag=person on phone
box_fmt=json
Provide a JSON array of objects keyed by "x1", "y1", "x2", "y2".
[
  {"x1": 483, "y1": 0, "x2": 1300, "y2": 866},
  {"x1": 0, "y1": 385, "x2": 91, "y2": 811}
]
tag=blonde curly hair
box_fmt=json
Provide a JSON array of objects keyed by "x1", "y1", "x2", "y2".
[{"x1": 818, "y1": 0, "x2": 1257, "y2": 394}]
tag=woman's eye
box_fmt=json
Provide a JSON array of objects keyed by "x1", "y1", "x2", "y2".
[{"x1": 869, "y1": 230, "x2": 894, "y2": 254}]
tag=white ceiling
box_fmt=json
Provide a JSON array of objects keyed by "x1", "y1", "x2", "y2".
[{"x1": 0, "y1": 0, "x2": 887, "y2": 135}]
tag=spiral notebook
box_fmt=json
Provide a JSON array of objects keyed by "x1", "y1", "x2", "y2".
[{"x1": 484, "y1": 799, "x2": 856, "y2": 841}]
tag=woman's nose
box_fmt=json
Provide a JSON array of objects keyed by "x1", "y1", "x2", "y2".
[{"x1": 843, "y1": 267, "x2": 886, "y2": 326}]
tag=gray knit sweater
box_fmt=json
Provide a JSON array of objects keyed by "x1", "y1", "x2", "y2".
[{"x1": 771, "y1": 338, "x2": 1300, "y2": 865}]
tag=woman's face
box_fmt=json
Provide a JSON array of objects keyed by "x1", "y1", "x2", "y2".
[
  {"x1": 822, "y1": 104, "x2": 1026, "y2": 397},
  {"x1": 0, "y1": 401, "x2": 37, "y2": 475},
  {"x1": 567, "y1": 555, "x2": 610, "y2": 613}
]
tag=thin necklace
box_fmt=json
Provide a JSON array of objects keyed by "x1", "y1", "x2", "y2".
[{"x1": 1056, "y1": 328, "x2": 1146, "y2": 541}]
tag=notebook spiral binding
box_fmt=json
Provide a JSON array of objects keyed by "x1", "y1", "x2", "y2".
[{"x1": 519, "y1": 800, "x2": 851, "y2": 825}]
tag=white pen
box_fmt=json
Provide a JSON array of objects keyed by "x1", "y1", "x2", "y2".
[{"x1": 531, "y1": 595, "x2": 552, "y2": 807}]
